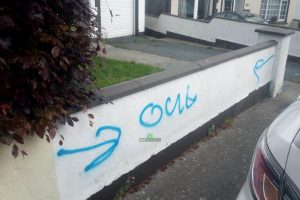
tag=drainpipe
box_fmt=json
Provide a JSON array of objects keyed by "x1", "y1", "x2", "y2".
[{"x1": 135, "y1": 0, "x2": 139, "y2": 36}]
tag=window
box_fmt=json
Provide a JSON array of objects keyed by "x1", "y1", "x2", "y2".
[
  {"x1": 145, "y1": 0, "x2": 171, "y2": 16},
  {"x1": 179, "y1": 0, "x2": 195, "y2": 18},
  {"x1": 260, "y1": 0, "x2": 289, "y2": 21},
  {"x1": 224, "y1": 0, "x2": 234, "y2": 11}
]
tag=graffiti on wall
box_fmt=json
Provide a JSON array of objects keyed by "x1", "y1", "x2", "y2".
[
  {"x1": 57, "y1": 85, "x2": 197, "y2": 172},
  {"x1": 57, "y1": 126, "x2": 121, "y2": 172},
  {"x1": 139, "y1": 85, "x2": 197, "y2": 128},
  {"x1": 253, "y1": 55, "x2": 274, "y2": 85}
]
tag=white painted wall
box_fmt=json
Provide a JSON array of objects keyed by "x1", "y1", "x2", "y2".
[
  {"x1": 146, "y1": 14, "x2": 300, "y2": 57},
  {"x1": 139, "y1": 0, "x2": 146, "y2": 32},
  {"x1": 54, "y1": 47, "x2": 275, "y2": 200}
]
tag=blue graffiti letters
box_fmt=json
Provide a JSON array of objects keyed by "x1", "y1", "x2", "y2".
[
  {"x1": 139, "y1": 85, "x2": 197, "y2": 128},
  {"x1": 253, "y1": 55, "x2": 274, "y2": 85},
  {"x1": 186, "y1": 85, "x2": 197, "y2": 109},
  {"x1": 165, "y1": 94, "x2": 184, "y2": 116},
  {"x1": 139, "y1": 103, "x2": 163, "y2": 128},
  {"x1": 57, "y1": 125, "x2": 121, "y2": 172}
]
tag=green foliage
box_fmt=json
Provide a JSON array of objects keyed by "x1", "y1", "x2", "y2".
[
  {"x1": 92, "y1": 57, "x2": 163, "y2": 88},
  {"x1": 0, "y1": 0, "x2": 98, "y2": 156}
]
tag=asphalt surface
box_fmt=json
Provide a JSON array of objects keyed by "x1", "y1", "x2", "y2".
[
  {"x1": 109, "y1": 36, "x2": 228, "y2": 62},
  {"x1": 109, "y1": 36, "x2": 300, "y2": 83},
  {"x1": 124, "y1": 81, "x2": 300, "y2": 200}
]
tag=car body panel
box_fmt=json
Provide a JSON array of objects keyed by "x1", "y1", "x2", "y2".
[
  {"x1": 267, "y1": 100, "x2": 300, "y2": 169},
  {"x1": 237, "y1": 99, "x2": 300, "y2": 200},
  {"x1": 285, "y1": 131, "x2": 300, "y2": 189},
  {"x1": 236, "y1": 175, "x2": 254, "y2": 200}
]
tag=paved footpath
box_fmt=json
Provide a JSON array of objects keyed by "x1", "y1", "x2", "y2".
[{"x1": 123, "y1": 81, "x2": 300, "y2": 200}]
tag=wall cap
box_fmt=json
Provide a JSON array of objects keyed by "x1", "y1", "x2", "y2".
[
  {"x1": 91, "y1": 40, "x2": 277, "y2": 107},
  {"x1": 255, "y1": 27, "x2": 295, "y2": 37}
]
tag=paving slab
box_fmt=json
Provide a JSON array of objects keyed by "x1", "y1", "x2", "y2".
[{"x1": 124, "y1": 82, "x2": 300, "y2": 200}]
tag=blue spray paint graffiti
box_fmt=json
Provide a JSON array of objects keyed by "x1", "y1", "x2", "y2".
[
  {"x1": 139, "y1": 85, "x2": 197, "y2": 128},
  {"x1": 57, "y1": 126, "x2": 121, "y2": 172},
  {"x1": 253, "y1": 55, "x2": 274, "y2": 85}
]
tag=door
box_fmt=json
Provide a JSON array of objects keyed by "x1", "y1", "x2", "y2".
[{"x1": 101, "y1": 0, "x2": 135, "y2": 38}]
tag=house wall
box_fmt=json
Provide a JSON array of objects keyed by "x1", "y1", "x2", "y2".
[
  {"x1": 146, "y1": 14, "x2": 300, "y2": 57},
  {"x1": 216, "y1": 0, "x2": 222, "y2": 12},
  {"x1": 296, "y1": 0, "x2": 300, "y2": 20},
  {"x1": 0, "y1": 38, "x2": 278, "y2": 200},
  {"x1": 171, "y1": 0, "x2": 179, "y2": 15},
  {"x1": 286, "y1": 0, "x2": 297, "y2": 25},
  {"x1": 243, "y1": 0, "x2": 297, "y2": 24},
  {"x1": 244, "y1": 0, "x2": 260, "y2": 13}
]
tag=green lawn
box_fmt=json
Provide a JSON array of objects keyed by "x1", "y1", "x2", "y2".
[{"x1": 92, "y1": 57, "x2": 163, "y2": 88}]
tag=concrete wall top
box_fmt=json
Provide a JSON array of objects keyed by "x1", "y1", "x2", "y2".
[{"x1": 98, "y1": 40, "x2": 277, "y2": 103}]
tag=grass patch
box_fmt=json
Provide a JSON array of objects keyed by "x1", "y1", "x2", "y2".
[{"x1": 92, "y1": 57, "x2": 163, "y2": 88}]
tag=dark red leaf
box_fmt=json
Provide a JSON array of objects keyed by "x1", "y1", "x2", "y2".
[
  {"x1": 60, "y1": 135, "x2": 64, "y2": 140},
  {"x1": 21, "y1": 150, "x2": 28, "y2": 158},
  {"x1": 51, "y1": 46, "x2": 61, "y2": 58},
  {"x1": 66, "y1": 116, "x2": 74, "y2": 127},
  {"x1": 46, "y1": 135, "x2": 50, "y2": 143},
  {"x1": 0, "y1": 135, "x2": 13, "y2": 145},
  {"x1": 88, "y1": 113, "x2": 94, "y2": 119},
  {"x1": 36, "y1": 125, "x2": 45, "y2": 139},
  {"x1": 58, "y1": 116, "x2": 66, "y2": 125},
  {"x1": 12, "y1": 144, "x2": 18, "y2": 159},
  {"x1": 71, "y1": 117, "x2": 79, "y2": 122},
  {"x1": 102, "y1": 48, "x2": 107, "y2": 55},
  {"x1": 31, "y1": 80, "x2": 38, "y2": 90},
  {"x1": 13, "y1": 134, "x2": 24, "y2": 144},
  {"x1": 96, "y1": 44, "x2": 100, "y2": 51},
  {"x1": 48, "y1": 128, "x2": 56, "y2": 139}
]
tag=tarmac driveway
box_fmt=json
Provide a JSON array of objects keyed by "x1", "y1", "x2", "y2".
[{"x1": 109, "y1": 36, "x2": 228, "y2": 62}]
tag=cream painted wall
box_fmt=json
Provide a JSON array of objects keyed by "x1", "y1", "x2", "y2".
[{"x1": 0, "y1": 136, "x2": 59, "y2": 200}]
